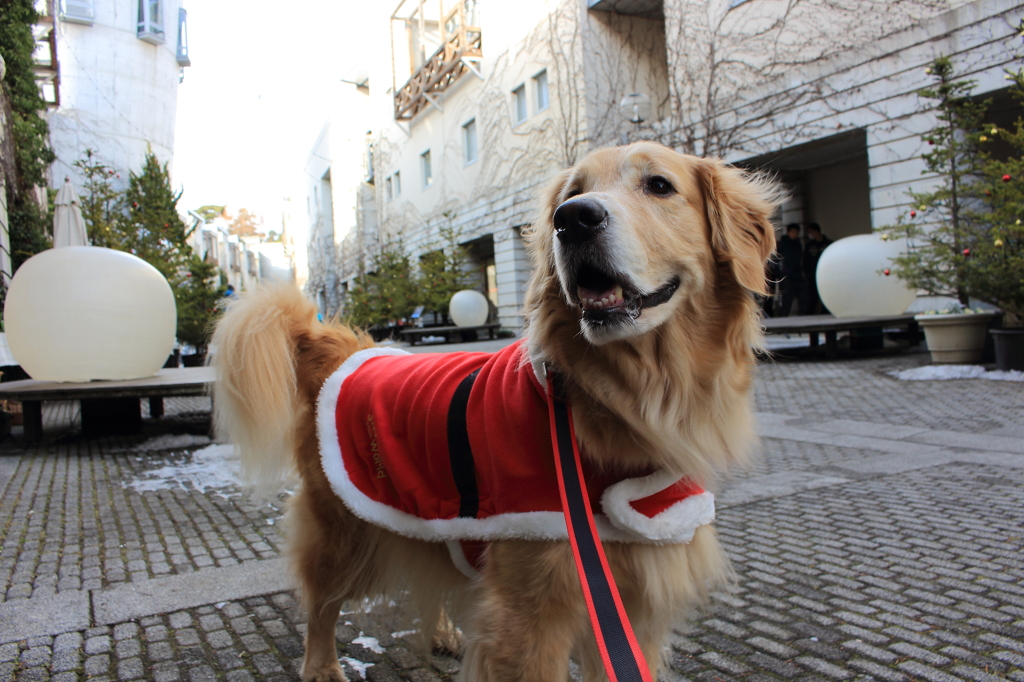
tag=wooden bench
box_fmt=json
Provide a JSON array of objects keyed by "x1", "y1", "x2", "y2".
[
  {"x1": 400, "y1": 323, "x2": 501, "y2": 346},
  {"x1": 0, "y1": 367, "x2": 214, "y2": 441},
  {"x1": 761, "y1": 313, "x2": 920, "y2": 359}
]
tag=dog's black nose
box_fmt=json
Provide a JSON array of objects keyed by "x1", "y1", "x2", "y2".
[{"x1": 553, "y1": 198, "x2": 608, "y2": 244}]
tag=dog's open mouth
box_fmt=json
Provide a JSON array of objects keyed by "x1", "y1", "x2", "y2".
[{"x1": 572, "y1": 263, "x2": 680, "y2": 322}]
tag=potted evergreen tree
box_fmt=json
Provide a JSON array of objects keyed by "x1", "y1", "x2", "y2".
[
  {"x1": 968, "y1": 61, "x2": 1024, "y2": 370},
  {"x1": 345, "y1": 239, "x2": 417, "y2": 340},
  {"x1": 881, "y1": 57, "x2": 995, "y2": 363},
  {"x1": 417, "y1": 215, "x2": 473, "y2": 326},
  {"x1": 176, "y1": 256, "x2": 226, "y2": 365}
]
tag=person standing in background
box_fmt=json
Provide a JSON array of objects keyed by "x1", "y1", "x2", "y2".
[
  {"x1": 803, "y1": 223, "x2": 832, "y2": 315},
  {"x1": 778, "y1": 223, "x2": 805, "y2": 316}
]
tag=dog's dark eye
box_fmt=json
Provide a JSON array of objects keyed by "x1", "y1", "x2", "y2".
[
  {"x1": 646, "y1": 176, "x2": 674, "y2": 196},
  {"x1": 565, "y1": 187, "x2": 583, "y2": 199}
]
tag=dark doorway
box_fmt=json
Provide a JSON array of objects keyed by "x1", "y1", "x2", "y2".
[{"x1": 741, "y1": 129, "x2": 872, "y2": 242}]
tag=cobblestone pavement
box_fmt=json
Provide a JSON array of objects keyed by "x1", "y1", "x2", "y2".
[{"x1": 0, "y1": 349, "x2": 1022, "y2": 681}]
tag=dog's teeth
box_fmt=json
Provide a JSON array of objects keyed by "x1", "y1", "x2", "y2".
[{"x1": 613, "y1": 285, "x2": 623, "y2": 301}]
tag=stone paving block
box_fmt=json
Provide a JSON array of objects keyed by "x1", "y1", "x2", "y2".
[
  {"x1": 841, "y1": 639, "x2": 897, "y2": 663},
  {"x1": 848, "y1": 657, "x2": 909, "y2": 681}
]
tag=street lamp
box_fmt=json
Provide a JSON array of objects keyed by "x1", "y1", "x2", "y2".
[
  {"x1": 619, "y1": 92, "x2": 652, "y2": 124},
  {"x1": 619, "y1": 93, "x2": 652, "y2": 143}
]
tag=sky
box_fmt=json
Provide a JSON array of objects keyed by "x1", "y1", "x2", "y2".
[{"x1": 172, "y1": 0, "x2": 374, "y2": 231}]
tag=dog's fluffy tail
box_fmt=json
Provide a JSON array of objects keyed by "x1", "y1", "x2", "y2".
[{"x1": 211, "y1": 284, "x2": 354, "y2": 490}]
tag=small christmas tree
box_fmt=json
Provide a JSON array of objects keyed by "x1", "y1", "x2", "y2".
[
  {"x1": 175, "y1": 255, "x2": 226, "y2": 353},
  {"x1": 74, "y1": 149, "x2": 125, "y2": 248},
  {"x1": 968, "y1": 61, "x2": 1024, "y2": 327},
  {"x1": 881, "y1": 57, "x2": 991, "y2": 307},
  {"x1": 122, "y1": 151, "x2": 192, "y2": 283},
  {"x1": 417, "y1": 214, "x2": 472, "y2": 323},
  {"x1": 345, "y1": 239, "x2": 417, "y2": 329}
]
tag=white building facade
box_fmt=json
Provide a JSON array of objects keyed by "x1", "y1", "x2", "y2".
[
  {"x1": 304, "y1": 0, "x2": 1022, "y2": 328},
  {"x1": 43, "y1": 0, "x2": 189, "y2": 190}
]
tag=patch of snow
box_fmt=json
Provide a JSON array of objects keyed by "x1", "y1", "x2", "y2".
[
  {"x1": 391, "y1": 630, "x2": 417, "y2": 639},
  {"x1": 132, "y1": 433, "x2": 212, "y2": 451},
  {"x1": 127, "y1": 444, "x2": 241, "y2": 494},
  {"x1": 341, "y1": 598, "x2": 378, "y2": 616},
  {"x1": 889, "y1": 365, "x2": 1024, "y2": 382},
  {"x1": 115, "y1": 433, "x2": 212, "y2": 453},
  {"x1": 353, "y1": 634, "x2": 384, "y2": 654},
  {"x1": 340, "y1": 657, "x2": 375, "y2": 679},
  {"x1": 763, "y1": 334, "x2": 811, "y2": 350}
]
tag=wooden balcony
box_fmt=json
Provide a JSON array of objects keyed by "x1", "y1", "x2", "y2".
[{"x1": 393, "y1": 2, "x2": 481, "y2": 121}]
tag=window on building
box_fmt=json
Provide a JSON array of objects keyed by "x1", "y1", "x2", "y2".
[
  {"x1": 421, "y1": 151, "x2": 432, "y2": 188},
  {"x1": 176, "y1": 8, "x2": 190, "y2": 66},
  {"x1": 394, "y1": 171, "x2": 402, "y2": 197},
  {"x1": 513, "y1": 84, "x2": 527, "y2": 124},
  {"x1": 534, "y1": 70, "x2": 549, "y2": 112},
  {"x1": 386, "y1": 176, "x2": 393, "y2": 201},
  {"x1": 463, "y1": 119, "x2": 478, "y2": 165},
  {"x1": 137, "y1": 0, "x2": 164, "y2": 44},
  {"x1": 61, "y1": 0, "x2": 94, "y2": 24},
  {"x1": 365, "y1": 140, "x2": 375, "y2": 183}
]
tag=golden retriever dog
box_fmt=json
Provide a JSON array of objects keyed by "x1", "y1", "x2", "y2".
[{"x1": 212, "y1": 141, "x2": 779, "y2": 682}]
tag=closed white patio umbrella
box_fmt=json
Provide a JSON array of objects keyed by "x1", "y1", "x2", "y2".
[{"x1": 53, "y1": 177, "x2": 89, "y2": 248}]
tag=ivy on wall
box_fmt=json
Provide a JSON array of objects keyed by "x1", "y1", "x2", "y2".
[{"x1": 0, "y1": 0, "x2": 56, "y2": 273}]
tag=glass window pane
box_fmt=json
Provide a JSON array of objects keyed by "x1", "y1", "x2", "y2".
[
  {"x1": 464, "y1": 119, "x2": 477, "y2": 164},
  {"x1": 421, "y1": 151, "x2": 432, "y2": 187},
  {"x1": 513, "y1": 85, "x2": 526, "y2": 123},
  {"x1": 535, "y1": 70, "x2": 548, "y2": 112}
]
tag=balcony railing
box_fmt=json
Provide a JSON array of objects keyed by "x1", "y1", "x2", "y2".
[{"x1": 393, "y1": 1, "x2": 481, "y2": 121}]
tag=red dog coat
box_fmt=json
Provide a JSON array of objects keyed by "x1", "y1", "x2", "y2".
[{"x1": 316, "y1": 340, "x2": 714, "y2": 576}]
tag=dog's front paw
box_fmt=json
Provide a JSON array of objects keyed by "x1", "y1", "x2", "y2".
[
  {"x1": 432, "y1": 612, "x2": 465, "y2": 656},
  {"x1": 302, "y1": 661, "x2": 348, "y2": 682}
]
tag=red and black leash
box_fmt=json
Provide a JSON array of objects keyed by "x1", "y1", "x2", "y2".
[{"x1": 546, "y1": 370, "x2": 654, "y2": 682}]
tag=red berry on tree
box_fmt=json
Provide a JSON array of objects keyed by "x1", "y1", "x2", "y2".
[
  {"x1": 1003, "y1": 174, "x2": 1012, "y2": 182},
  {"x1": 884, "y1": 269, "x2": 891, "y2": 276},
  {"x1": 963, "y1": 248, "x2": 971, "y2": 256},
  {"x1": 910, "y1": 210, "x2": 917, "y2": 218}
]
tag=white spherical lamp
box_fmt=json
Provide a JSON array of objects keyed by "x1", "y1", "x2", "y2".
[
  {"x1": 816, "y1": 234, "x2": 915, "y2": 318},
  {"x1": 5, "y1": 247, "x2": 177, "y2": 382},
  {"x1": 449, "y1": 290, "x2": 490, "y2": 327}
]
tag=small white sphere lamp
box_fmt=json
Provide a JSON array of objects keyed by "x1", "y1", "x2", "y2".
[
  {"x1": 5, "y1": 247, "x2": 177, "y2": 382},
  {"x1": 816, "y1": 234, "x2": 916, "y2": 318},
  {"x1": 449, "y1": 290, "x2": 489, "y2": 327}
]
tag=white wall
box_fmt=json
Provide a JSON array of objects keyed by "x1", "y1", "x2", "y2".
[{"x1": 47, "y1": 0, "x2": 185, "y2": 188}]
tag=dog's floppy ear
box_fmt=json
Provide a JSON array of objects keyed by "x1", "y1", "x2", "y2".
[{"x1": 697, "y1": 159, "x2": 780, "y2": 295}]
